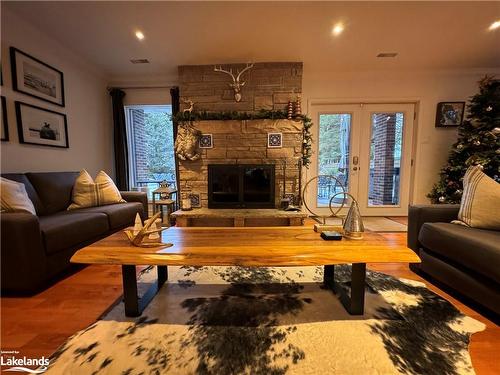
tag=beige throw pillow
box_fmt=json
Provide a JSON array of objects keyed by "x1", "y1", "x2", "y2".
[
  {"x1": 456, "y1": 166, "x2": 500, "y2": 230},
  {"x1": 0, "y1": 177, "x2": 36, "y2": 215},
  {"x1": 68, "y1": 170, "x2": 126, "y2": 210}
]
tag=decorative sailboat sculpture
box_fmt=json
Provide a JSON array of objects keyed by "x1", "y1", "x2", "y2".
[{"x1": 124, "y1": 212, "x2": 173, "y2": 248}]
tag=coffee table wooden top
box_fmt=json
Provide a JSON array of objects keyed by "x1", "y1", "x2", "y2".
[{"x1": 71, "y1": 227, "x2": 420, "y2": 267}]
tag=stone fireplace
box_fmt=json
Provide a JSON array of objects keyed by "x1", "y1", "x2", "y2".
[
  {"x1": 176, "y1": 61, "x2": 305, "y2": 215},
  {"x1": 177, "y1": 119, "x2": 304, "y2": 208}
]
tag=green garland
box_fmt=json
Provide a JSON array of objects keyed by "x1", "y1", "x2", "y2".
[{"x1": 173, "y1": 109, "x2": 314, "y2": 167}]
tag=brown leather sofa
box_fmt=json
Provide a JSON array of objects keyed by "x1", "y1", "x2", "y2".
[
  {"x1": 408, "y1": 204, "x2": 500, "y2": 316},
  {"x1": 1, "y1": 172, "x2": 148, "y2": 294}
]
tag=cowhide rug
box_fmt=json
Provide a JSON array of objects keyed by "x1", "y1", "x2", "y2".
[{"x1": 45, "y1": 266, "x2": 484, "y2": 375}]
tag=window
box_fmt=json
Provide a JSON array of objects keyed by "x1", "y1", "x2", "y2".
[{"x1": 125, "y1": 105, "x2": 176, "y2": 195}]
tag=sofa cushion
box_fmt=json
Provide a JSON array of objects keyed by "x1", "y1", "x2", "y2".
[
  {"x1": 27, "y1": 172, "x2": 79, "y2": 215},
  {"x1": 1, "y1": 173, "x2": 45, "y2": 215},
  {"x1": 1, "y1": 177, "x2": 37, "y2": 215},
  {"x1": 456, "y1": 166, "x2": 500, "y2": 230},
  {"x1": 39, "y1": 211, "x2": 109, "y2": 254},
  {"x1": 419, "y1": 222, "x2": 500, "y2": 283},
  {"x1": 75, "y1": 202, "x2": 144, "y2": 230},
  {"x1": 68, "y1": 170, "x2": 125, "y2": 210}
]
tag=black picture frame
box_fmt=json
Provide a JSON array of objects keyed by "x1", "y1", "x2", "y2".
[
  {"x1": 10, "y1": 47, "x2": 65, "y2": 107},
  {"x1": 435, "y1": 102, "x2": 465, "y2": 127},
  {"x1": 15, "y1": 101, "x2": 69, "y2": 148},
  {"x1": 1, "y1": 96, "x2": 8, "y2": 141}
]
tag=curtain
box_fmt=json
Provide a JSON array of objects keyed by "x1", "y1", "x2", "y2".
[
  {"x1": 110, "y1": 88, "x2": 129, "y2": 191},
  {"x1": 170, "y1": 87, "x2": 180, "y2": 203}
]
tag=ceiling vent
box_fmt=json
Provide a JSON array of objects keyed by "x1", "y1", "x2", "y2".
[
  {"x1": 130, "y1": 59, "x2": 150, "y2": 64},
  {"x1": 377, "y1": 53, "x2": 398, "y2": 58}
]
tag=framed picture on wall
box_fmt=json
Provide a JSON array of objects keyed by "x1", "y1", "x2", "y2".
[
  {"x1": 1, "y1": 96, "x2": 8, "y2": 141},
  {"x1": 15, "y1": 101, "x2": 69, "y2": 148},
  {"x1": 10, "y1": 47, "x2": 65, "y2": 107},
  {"x1": 435, "y1": 102, "x2": 465, "y2": 127}
]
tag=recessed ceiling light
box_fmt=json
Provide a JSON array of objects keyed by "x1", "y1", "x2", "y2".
[
  {"x1": 135, "y1": 30, "x2": 145, "y2": 40},
  {"x1": 377, "y1": 52, "x2": 398, "y2": 58},
  {"x1": 332, "y1": 23, "x2": 344, "y2": 36},
  {"x1": 130, "y1": 59, "x2": 149, "y2": 64},
  {"x1": 489, "y1": 20, "x2": 500, "y2": 31}
]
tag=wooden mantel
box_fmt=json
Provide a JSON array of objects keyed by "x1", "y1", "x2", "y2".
[{"x1": 171, "y1": 208, "x2": 308, "y2": 227}]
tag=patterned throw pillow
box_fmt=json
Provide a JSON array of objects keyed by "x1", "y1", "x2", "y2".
[
  {"x1": 0, "y1": 177, "x2": 36, "y2": 215},
  {"x1": 455, "y1": 166, "x2": 500, "y2": 230},
  {"x1": 68, "y1": 170, "x2": 125, "y2": 210}
]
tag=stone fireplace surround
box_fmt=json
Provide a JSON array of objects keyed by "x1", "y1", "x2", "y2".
[{"x1": 177, "y1": 119, "x2": 304, "y2": 209}]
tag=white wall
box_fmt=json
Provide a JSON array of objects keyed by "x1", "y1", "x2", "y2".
[
  {"x1": 122, "y1": 88, "x2": 171, "y2": 107},
  {"x1": 0, "y1": 8, "x2": 113, "y2": 177},
  {"x1": 301, "y1": 68, "x2": 500, "y2": 204}
]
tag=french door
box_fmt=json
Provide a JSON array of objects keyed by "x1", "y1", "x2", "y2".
[{"x1": 307, "y1": 103, "x2": 415, "y2": 216}]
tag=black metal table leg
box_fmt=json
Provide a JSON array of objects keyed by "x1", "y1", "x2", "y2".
[
  {"x1": 122, "y1": 265, "x2": 168, "y2": 317},
  {"x1": 324, "y1": 263, "x2": 367, "y2": 315}
]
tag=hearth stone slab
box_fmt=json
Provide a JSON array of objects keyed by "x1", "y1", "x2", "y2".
[{"x1": 171, "y1": 208, "x2": 307, "y2": 227}]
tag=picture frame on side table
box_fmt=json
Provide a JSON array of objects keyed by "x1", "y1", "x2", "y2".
[
  {"x1": 1, "y1": 96, "x2": 8, "y2": 141},
  {"x1": 15, "y1": 101, "x2": 68, "y2": 148},
  {"x1": 10, "y1": 47, "x2": 65, "y2": 107},
  {"x1": 435, "y1": 102, "x2": 465, "y2": 127},
  {"x1": 189, "y1": 193, "x2": 201, "y2": 208}
]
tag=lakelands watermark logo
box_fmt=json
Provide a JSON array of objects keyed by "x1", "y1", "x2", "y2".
[{"x1": 1, "y1": 350, "x2": 49, "y2": 373}]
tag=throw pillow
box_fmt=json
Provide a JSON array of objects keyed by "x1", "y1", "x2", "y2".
[
  {"x1": 68, "y1": 170, "x2": 126, "y2": 210},
  {"x1": 0, "y1": 177, "x2": 36, "y2": 215},
  {"x1": 455, "y1": 165, "x2": 500, "y2": 230}
]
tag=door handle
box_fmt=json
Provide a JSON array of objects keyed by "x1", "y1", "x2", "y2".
[{"x1": 353, "y1": 156, "x2": 359, "y2": 165}]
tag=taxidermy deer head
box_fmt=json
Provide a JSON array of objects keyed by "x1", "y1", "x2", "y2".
[{"x1": 214, "y1": 62, "x2": 254, "y2": 102}]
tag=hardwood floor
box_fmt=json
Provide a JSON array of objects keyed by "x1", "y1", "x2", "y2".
[
  {"x1": 1, "y1": 232, "x2": 498, "y2": 374},
  {"x1": 386, "y1": 216, "x2": 409, "y2": 225}
]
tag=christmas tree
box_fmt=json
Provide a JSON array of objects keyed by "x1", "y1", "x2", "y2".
[{"x1": 428, "y1": 76, "x2": 500, "y2": 204}]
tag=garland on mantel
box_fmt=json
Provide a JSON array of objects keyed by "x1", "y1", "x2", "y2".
[{"x1": 172, "y1": 109, "x2": 313, "y2": 167}]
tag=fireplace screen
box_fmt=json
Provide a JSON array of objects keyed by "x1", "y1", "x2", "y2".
[{"x1": 208, "y1": 164, "x2": 275, "y2": 208}]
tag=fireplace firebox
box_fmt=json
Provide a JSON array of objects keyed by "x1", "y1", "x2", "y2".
[{"x1": 208, "y1": 164, "x2": 275, "y2": 208}]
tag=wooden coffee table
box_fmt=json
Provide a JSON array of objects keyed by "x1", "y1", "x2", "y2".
[{"x1": 71, "y1": 227, "x2": 420, "y2": 317}]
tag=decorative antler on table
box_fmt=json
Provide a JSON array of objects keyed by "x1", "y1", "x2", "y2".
[
  {"x1": 214, "y1": 62, "x2": 254, "y2": 102},
  {"x1": 124, "y1": 212, "x2": 173, "y2": 248}
]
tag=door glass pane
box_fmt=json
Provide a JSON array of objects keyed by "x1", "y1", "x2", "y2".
[
  {"x1": 368, "y1": 112, "x2": 404, "y2": 206},
  {"x1": 317, "y1": 114, "x2": 351, "y2": 207}
]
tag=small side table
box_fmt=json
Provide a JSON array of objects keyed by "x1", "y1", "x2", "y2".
[
  {"x1": 152, "y1": 185, "x2": 178, "y2": 226},
  {"x1": 153, "y1": 199, "x2": 176, "y2": 227}
]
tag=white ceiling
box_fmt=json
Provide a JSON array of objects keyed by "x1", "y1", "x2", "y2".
[{"x1": 4, "y1": 1, "x2": 500, "y2": 82}]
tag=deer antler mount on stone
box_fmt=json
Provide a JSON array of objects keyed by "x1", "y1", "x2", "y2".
[{"x1": 214, "y1": 62, "x2": 254, "y2": 102}]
